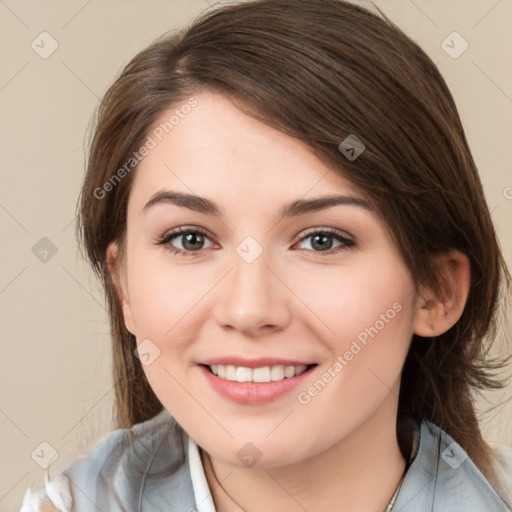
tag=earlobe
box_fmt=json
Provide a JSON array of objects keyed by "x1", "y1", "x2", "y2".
[
  {"x1": 106, "y1": 242, "x2": 136, "y2": 335},
  {"x1": 413, "y1": 250, "x2": 470, "y2": 338}
]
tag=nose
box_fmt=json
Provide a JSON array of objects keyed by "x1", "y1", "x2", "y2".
[{"x1": 213, "y1": 246, "x2": 292, "y2": 337}]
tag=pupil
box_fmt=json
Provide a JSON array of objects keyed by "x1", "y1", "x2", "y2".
[
  {"x1": 312, "y1": 234, "x2": 332, "y2": 251},
  {"x1": 184, "y1": 232, "x2": 203, "y2": 250}
]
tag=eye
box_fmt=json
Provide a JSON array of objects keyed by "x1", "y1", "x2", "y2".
[
  {"x1": 155, "y1": 226, "x2": 355, "y2": 257},
  {"x1": 155, "y1": 226, "x2": 214, "y2": 256},
  {"x1": 294, "y1": 228, "x2": 355, "y2": 254}
]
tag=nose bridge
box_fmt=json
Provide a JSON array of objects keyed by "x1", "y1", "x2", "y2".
[{"x1": 214, "y1": 237, "x2": 289, "y2": 334}]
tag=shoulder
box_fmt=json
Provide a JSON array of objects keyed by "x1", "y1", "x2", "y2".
[
  {"x1": 19, "y1": 409, "x2": 195, "y2": 512},
  {"x1": 489, "y1": 441, "x2": 512, "y2": 504},
  {"x1": 394, "y1": 420, "x2": 512, "y2": 512}
]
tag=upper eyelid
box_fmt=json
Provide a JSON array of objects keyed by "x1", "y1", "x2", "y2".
[
  {"x1": 298, "y1": 226, "x2": 353, "y2": 240},
  {"x1": 157, "y1": 226, "x2": 213, "y2": 242}
]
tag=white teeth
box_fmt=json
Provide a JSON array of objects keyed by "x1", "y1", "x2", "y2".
[
  {"x1": 284, "y1": 366, "x2": 296, "y2": 378},
  {"x1": 270, "y1": 365, "x2": 285, "y2": 381},
  {"x1": 236, "y1": 367, "x2": 253, "y2": 382},
  {"x1": 207, "y1": 364, "x2": 309, "y2": 383},
  {"x1": 253, "y1": 366, "x2": 271, "y2": 383},
  {"x1": 226, "y1": 365, "x2": 237, "y2": 381}
]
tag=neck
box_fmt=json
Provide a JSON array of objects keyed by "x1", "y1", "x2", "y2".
[{"x1": 202, "y1": 395, "x2": 406, "y2": 512}]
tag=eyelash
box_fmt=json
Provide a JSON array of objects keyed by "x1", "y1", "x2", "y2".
[{"x1": 154, "y1": 226, "x2": 355, "y2": 257}]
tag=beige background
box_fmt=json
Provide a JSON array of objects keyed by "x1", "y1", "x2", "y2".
[{"x1": 1, "y1": 0, "x2": 511, "y2": 510}]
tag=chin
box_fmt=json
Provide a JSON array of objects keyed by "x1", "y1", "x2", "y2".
[{"x1": 206, "y1": 435, "x2": 315, "y2": 469}]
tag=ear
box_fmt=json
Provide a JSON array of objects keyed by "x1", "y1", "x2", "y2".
[
  {"x1": 106, "y1": 242, "x2": 136, "y2": 335},
  {"x1": 413, "y1": 249, "x2": 470, "y2": 337}
]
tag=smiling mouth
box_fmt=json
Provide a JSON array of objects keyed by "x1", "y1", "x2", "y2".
[{"x1": 202, "y1": 364, "x2": 317, "y2": 383}]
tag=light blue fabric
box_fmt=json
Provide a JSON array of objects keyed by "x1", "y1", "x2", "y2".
[
  {"x1": 58, "y1": 409, "x2": 197, "y2": 511},
  {"x1": 393, "y1": 421, "x2": 511, "y2": 511},
  {"x1": 22, "y1": 408, "x2": 511, "y2": 511}
]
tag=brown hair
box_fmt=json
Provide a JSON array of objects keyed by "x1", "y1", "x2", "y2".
[{"x1": 76, "y1": 0, "x2": 510, "y2": 479}]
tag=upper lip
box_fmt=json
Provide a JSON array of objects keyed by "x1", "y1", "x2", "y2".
[{"x1": 200, "y1": 357, "x2": 317, "y2": 368}]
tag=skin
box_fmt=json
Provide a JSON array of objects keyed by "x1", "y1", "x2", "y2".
[{"x1": 107, "y1": 91, "x2": 470, "y2": 512}]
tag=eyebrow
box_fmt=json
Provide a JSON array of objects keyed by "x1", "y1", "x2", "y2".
[{"x1": 142, "y1": 189, "x2": 372, "y2": 220}]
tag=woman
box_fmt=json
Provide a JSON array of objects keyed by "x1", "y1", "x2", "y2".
[{"x1": 20, "y1": 0, "x2": 512, "y2": 510}]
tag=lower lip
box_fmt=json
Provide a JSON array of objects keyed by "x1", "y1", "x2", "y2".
[{"x1": 199, "y1": 365, "x2": 315, "y2": 405}]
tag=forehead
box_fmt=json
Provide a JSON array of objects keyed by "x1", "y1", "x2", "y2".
[{"x1": 130, "y1": 91, "x2": 366, "y2": 212}]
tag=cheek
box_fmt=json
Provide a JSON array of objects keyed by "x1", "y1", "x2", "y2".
[
  {"x1": 124, "y1": 257, "x2": 206, "y2": 417},
  {"x1": 297, "y1": 262, "x2": 415, "y2": 401},
  {"x1": 293, "y1": 256, "x2": 415, "y2": 408},
  {"x1": 293, "y1": 255, "x2": 414, "y2": 349},
  {"x1": 126, "y1": 253, "x2": 207, "y2": 338}
]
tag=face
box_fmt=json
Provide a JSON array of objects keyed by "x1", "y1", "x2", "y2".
[{"x1": 111, "y1": 91, "x2": 422, "y2": 468}]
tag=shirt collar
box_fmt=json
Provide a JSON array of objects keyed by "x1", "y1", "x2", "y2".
[{"x1": 188, "y1": 436, "x2": 216, "y2": 512}]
